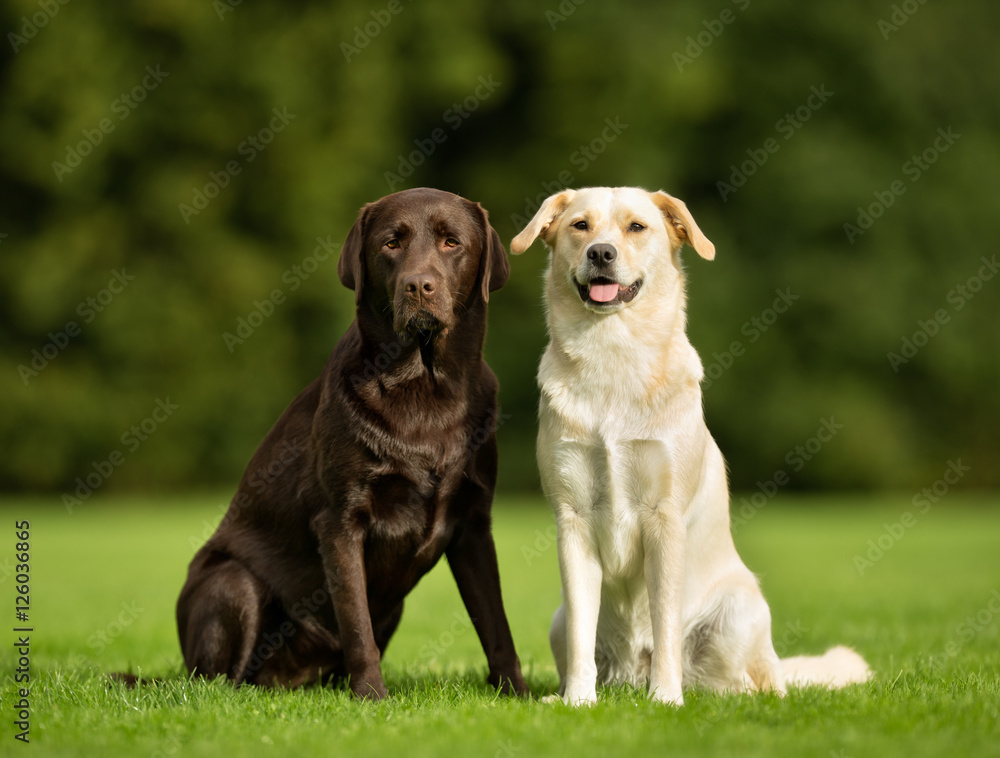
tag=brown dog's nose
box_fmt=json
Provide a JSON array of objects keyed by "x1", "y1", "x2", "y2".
[
  {"x1": 403, "y1": 274, "x2": 437, "y2": 298},
  {"x1": 587, "y1": 244, "x2": 617, "y2": 266}
]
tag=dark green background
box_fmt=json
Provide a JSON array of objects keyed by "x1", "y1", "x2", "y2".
[{"x1": 2, "y1": 0, "x2": 997, "y2": 497}]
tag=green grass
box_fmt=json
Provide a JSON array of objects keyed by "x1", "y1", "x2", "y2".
[{"x1": 2, "y1": 493, "x2": 999, "y2": 757}]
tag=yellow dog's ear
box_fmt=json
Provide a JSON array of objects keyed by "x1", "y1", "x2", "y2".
[
  {"x1": 651, "y1": 190, "x2": 715, "y2": 260},
  {"x1": 510, "y1": 189, "x2": 576, "y2": 254}
]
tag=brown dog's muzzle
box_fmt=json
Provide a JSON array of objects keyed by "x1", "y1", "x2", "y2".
[{"x1": 393, "y1": 269, "x2": 452, "y2": 336}]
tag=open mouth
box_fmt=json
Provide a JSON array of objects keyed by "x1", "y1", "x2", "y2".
[{"x1": 574, "y1": 277, "x2": 643, "y2": 307}]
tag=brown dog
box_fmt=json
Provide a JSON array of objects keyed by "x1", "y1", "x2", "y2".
[{"x1": 177, "y1": 188, "x2": 527, "y2": 699}]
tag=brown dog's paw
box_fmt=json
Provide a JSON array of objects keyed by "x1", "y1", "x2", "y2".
[
  {"x1": 489, "y1": 671, "x2": 530, "y2": 698},
  {"x1": 107, "y1": 672, "x2": 141, "y2": 688},
  {"x1": 350, "y1": 677, "x2": 388, "y2": 701},
  {"x1": 107, "y1": 672, "x2": 162, "y2": 688}
]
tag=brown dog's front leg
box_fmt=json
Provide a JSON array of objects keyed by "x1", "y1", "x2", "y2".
[
  {"x1": 446, "y1": 518, "x2": 528, "y2": 697},
  {"x1": 315, "y1": 515, "x2": 386, "y2": 700}
]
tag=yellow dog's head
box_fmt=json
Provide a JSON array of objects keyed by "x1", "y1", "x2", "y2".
[{"x1": 511, "y1": 187, "x2": 714, "y2": 318}]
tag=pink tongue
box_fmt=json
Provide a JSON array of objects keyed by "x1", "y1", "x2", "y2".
[{"x1": 589, "y1": 282, "x2": 620, "y2": 302}]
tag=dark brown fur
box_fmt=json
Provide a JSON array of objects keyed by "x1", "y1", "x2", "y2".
[{"x1": 176, "y1": 188, "x2": 526, "y2": 700}]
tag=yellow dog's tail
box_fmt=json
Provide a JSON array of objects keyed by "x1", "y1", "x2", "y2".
[{"x1": 781, "y1": 646, "x2": 872, "y2": 688}]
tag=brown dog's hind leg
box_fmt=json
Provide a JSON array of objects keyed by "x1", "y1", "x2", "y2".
[{"x1": 177, "y1": 554, "x2": 269, "y2": 684}]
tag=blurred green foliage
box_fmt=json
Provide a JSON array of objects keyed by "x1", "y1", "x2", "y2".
[{"x1": 1, "y1": 0, "x2": 998, "y2": 495}]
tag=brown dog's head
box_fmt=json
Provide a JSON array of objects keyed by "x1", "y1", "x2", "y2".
[{"x1": 338, "y1": 188, "x2": 509, "y2": 339}]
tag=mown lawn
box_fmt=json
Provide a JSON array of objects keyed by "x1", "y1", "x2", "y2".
[{"x1": 1, "y1": 493, "x2": 998, "y2": 757}]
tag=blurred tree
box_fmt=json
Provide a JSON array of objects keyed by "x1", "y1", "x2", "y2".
[{"x1": 1, "y1": 0, "x2": 997, "y2": 496}]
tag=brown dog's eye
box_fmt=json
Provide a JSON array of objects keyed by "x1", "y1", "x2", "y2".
[
  {"x1": 628, "y1": 222, "x2": 645, "y2": 232},
  {"x1": 385, "y1": 239, "x2": 400, "y2": 250},
  {"x1": 572, "y1": 220, "x2": 588, "y2": 231},
  {"x1": 444, "y1": 238, "x2": 459, "y2": 248}
]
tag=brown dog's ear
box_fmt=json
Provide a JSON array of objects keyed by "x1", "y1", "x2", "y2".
[
  {"x1": 338, "y1": 204, "x2": 369, "y2": 305},
  {"x1": 651, "y1": 190, "x2": 715, "y2": 260},
  {"x1": 510, "y1": 189, "x2": 576, "y2": 254},
  {"x1": 467, "y1": 201, "x2": 510, "y2": 303},
  {"x1": 481, "y1": 224, "x2": 509, "y2": 302}
]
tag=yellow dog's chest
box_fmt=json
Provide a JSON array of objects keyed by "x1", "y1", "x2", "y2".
[{"x1": 547, "y1": 437, "x2": 672, "y2": 580}]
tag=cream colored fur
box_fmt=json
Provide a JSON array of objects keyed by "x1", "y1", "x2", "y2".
[{"x1": 511, "y1": 186, "x2": 870, "y2": 705}]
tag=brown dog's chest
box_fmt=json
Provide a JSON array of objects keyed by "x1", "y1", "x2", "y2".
[
  {"x1": 357, "y1": 466, "x2": 464, "y2": 604},
  {"x1": 365, "y1": 469, "x2": 455, "y2": 537}
]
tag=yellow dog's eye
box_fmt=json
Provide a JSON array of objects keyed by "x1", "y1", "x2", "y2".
[
  {"x1": 444, "y1": 238, "x2": 459, "y2": 248},
  {"x1": 628, "y1": 222, "x2": 645, "y2": 232},
  {"x1": 385, "y1": 239, "x2": 400, "y2": 249},
  {"x1": 572, "y1": 220, "x2": 588, "y2": 231}
]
